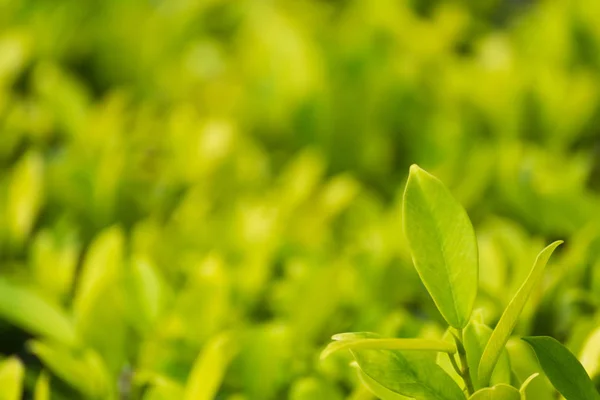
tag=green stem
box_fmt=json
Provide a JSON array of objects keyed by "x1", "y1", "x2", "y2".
[{"x1": 456, "y1": 329, "x2": 475, "y2": 396}]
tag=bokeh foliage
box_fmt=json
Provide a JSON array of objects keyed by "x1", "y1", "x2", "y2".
[{"x1": 1, "y1": 0, "x2": 600, "y2": 398}]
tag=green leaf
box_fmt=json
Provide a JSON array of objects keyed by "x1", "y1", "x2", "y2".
[
  {"x1": 478, "y1": 241, "x2": 563, "y2": 387},
  {"x1": 402, "y1": 165, "x2": 478, "y2": 329},
  {"x1": 522, "y1": 336, "x2": 600, "y2": 400},
  {"x1": 506, "y1": 339, "x2": 554, "y2": 400},
  {"x1": 519, "y1": 373, "x2": 539, "y2": 397},
  {"x1": 34, "y1": 371, "x2": 50, "y2": 400},
  {"x1": 0, "y1": 279, "x2": 77, "y2": 346},
  {"x1": 72, "y1": 226, "x2": 127, "y2": 374},
  {"x1": 342, "y1": 333, "x2": 465, "y2": 400},
  {"x1": 579, "y1": 326, "x2": 600, "y2": 378},
  {"x1": 183, "y1": 332, "x2": 239, "y2": 400},
  {"x1": 29, "y1": 340, "x2": 112, "y2": 398},
  {"x1": 289, "y1": 377, "x2": 344, "y2": 400},
  {"x1": 134, "y1": 372, "x2": 185, "y2": 400},
  {"x1": 73, "y1": 226, "x2": 124, "y2": 323},
  {"x1": 127, "y1": 254, "x2": 165, "y2": 332},
  {"x1": 321, "y1": 337, "x2": 456, "y2": 360},
  {"x1": 0, "y1": 357, "x2": 24, "y2": 400},
  {"x1": 353, "y1": 363, "x2": 412, "y2": 400},
  {"x1": 468, "y1": 384, "x2": 519, "y2": 400},
  {"x1": 7, "y1": 151, "x2": 44, "y2": 245},
  {"x1": 332, "y1": 332, "x2": 380, "y2": 341},
  {"x1": 462, "y1": 320, "x2": 511, "y2": 390}
]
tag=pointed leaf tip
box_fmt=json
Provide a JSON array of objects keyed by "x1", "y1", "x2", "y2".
[
  {"x1": 478, "y1": 241, "x2": 563, "y2": 387},
  {"x1": 403, "y1": 164, "x2": 478, "y2": 329}
]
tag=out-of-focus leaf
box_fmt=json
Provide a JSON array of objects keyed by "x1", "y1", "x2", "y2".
[
  {"x1": 478, "y1": 241, "x2": 563, "y2": 387},
  {"x1": 289, "y1": 377, "x2": 344, "y2": 400},
  {"x1": 29, "y1": 340, "x2": 112, "y2": 398},
  {"x1": 72, "y1": 226, "x2": 126, "y2": 374},
  {"x1": 506, "y1": 339, "x2": 554, "y2": 400},
  {"x1": 519, "y1": 373, "x2": 539, "y2": 397},
  {"x1": 183, "y1": 332, "x2": 239, "y2": 400},
  {"x1": 73, "y1": 225, "x2": 124, "y2": 322},
  {"x1": 140, "y1": 375, "x2": 184, "y2": 400},
  {"x1": 468, "y1": 384, "x2": 519, "y2": 399},
  {"x1": 0, "y1": 357, "x2": 24, "y2": 400},
  {"x1": 579, "y1": 326, "x2": 600, "y2": 378},
  {"x1": 0, "y1": 278, "x2": 76, "y2": 345},
  {"x1": 233, "y1": 323, "x2": 293, "y2": 399},
  {"x1": 127, "y1": 254, "x2": 164, "y2": 332},
  {"x1": 34, "y1": 371, "x2": 50, "y2": 400},
  {"x1": 7, "y1": 150, "x2": 44, "y2": 244},
  {"x1": 403, "y1": 164, "x2": 478, "y2": 329},
  {"x1": 522, "y1": 336, "x2": 600, "y2": 400},
  {"x1": 30, "y1": 227, "x2": 79, "y2": 301}
]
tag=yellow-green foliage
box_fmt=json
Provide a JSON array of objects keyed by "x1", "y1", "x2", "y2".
[{"x1": 0, "y1": 0, "x2": 600, "y2": 398}]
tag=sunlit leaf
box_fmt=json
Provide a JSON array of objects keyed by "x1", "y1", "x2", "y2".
[
  {"x1": 7, "y1": 150, "x2": 44, "y2": 245},
  {"x1": 0, "y1": 357, "x2": 24, "y2": 400},
  {"x1": 579, "y1": 326, "x2": 600, "y2": 378},
  {"x1": 468, "y1": 384, "x2": 519, "y2": 400},
  {"x1": 72, "y1": 226, "x2": 127, "y2": 373},
  {"x1": 478, "y1": 241, "x2": 563, "y2": 387},
  {"x1": 138, "y1": 374, "x2": 184, "y2": 400},
  {"x1": 321, "y1": 337, "x2": 456, "y2": 360},
  {"x1": 289, "y1": 377, "x2": 344, "y2": 400},
  {"x1": 34, "y1": 371, "x2": 50, "y2": 400},
  {"x1": 403, "y1": 164, "x2": 478, "y2": 329},
  {"x1": 29, "y1": 340, "x2": 111, "y2": 398},
  {"x1": 183, "y1": 332, "x2": 239, "y2": 400},
  {"x1": 127, "y1": 254, "x2": 164, "y2": 332},
  {"x1": 463, "y1": 320, "x2": 511, "y2": 390},
  {"x1": 341, "y1": 333, "x2": 464, "y2": 400},
  {"x1": 0, "y1": 279, "x2": 76, "y2": 345},
  {"x1": 353, "y1": 363, "x2": 412, "y2": 400},
  {"x1": 73, "y1": 225, "x2": 124, "y2": 322}
]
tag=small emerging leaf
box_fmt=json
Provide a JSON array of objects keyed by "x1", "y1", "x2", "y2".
[
  {"x1": 478, "y1": 241, "x2": 563, "y2": 387},
  {"x1": 463, "y1": 320, "x2": 511, "y2": 390},
  {"x1": 522, "y1": 336, "x2": 600, "y2": 400},
  {"x1": 519, "y1": 373, "x2": 539, "y2": 395},
  {"x1": 403, "y1": 165, "x2": 478, "y2": 329},
  {"x1": 469, "y1": 384, "x2": 519, "y2": 400}
]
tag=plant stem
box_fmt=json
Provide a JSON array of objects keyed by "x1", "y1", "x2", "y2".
[{"x1": 456, "y1": 329, "x2": 475, "y2": 396}]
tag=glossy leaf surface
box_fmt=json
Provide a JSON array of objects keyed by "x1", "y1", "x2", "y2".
[
  {"x1": 478, "y1": 241, "x2": 563, "y2": 387},
  {"x1": 403, "y1": 165, "x2": 478, "y2": 329}
]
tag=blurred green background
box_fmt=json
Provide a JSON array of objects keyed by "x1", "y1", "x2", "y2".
[{"x1": 1, "y1": 0, "x2": 600, "y2": 398}]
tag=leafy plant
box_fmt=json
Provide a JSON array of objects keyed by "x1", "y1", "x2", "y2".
[{"x1": 323, "y1": 165, "x2": 597, "y2": 399}]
